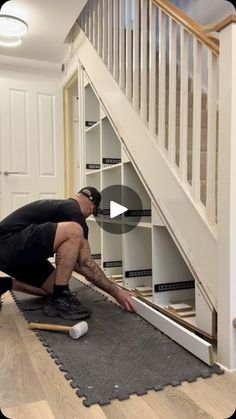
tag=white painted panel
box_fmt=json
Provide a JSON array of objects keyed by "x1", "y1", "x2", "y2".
[
  {"x1": 38, "y1": 93, "x2": 56, "y2": 176},
  {"x1": 9, "y1": 89, "x2": 28, "y2": 174},
  {"x1": 195, "y1": 283, "x2": 214, "y2": 335},
  {"x1": 11, "y1": 193, "x2": 30, "y2": 212},
  {"x1": 132, "y1": 297, "x2": 213, "y2": 365},
  {"x1": 39, "y1": 193, "x2": 57, "y2": 200}
]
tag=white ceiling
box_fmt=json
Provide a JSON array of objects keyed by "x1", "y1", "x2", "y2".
[{"x1": 0, "y1": 0, "x2": 87, "y2": 64}]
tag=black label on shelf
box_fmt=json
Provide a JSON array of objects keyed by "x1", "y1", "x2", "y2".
[
  {"x1": 125, "y1": 269, "x2": 152, "y2": 278},
  {"x1": 124, "y1": 209, "x2": 151, "y2": 217},
  {"x1": 86, "y1": 163, "x2": 100, "y2": 170},
  {"x1": 103, "y1": 260, "x2": 123, "y2": 268},
  {"x1": 101, "y1": 208, "x2": 110, "y2": 215},
  {"x1": 154, "y1": 280, "x2": 195, "y2": 292},
  {"x1": 91, "y1": 253, "x2": 101, "y2": 260},
  {"x1": 85, "y1": 120, "x2": 97, "y2": 127},
  {"x1": 102, "y1": 158, "x2": 121, "y2": 165}
]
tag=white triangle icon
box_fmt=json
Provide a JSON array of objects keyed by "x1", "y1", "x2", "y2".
[{"x1": 110, "y1": 201, "x2": 128, "y2": 219}]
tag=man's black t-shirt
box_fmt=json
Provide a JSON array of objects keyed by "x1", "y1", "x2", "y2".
[{"x1": 0, "y1": 198, "x2": 88, "y2": 240}]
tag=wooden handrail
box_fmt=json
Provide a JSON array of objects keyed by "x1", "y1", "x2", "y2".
[
  {"x1": 153, "y1": 0, "x2": 219, "y2": 55},
  {"x1": 202, "y1": 15, "x2": 236, "y2": 33}
]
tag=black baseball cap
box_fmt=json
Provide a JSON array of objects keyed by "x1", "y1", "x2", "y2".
[{"x1": 78, "y1": 186, "x2": 101, "y2": 216}]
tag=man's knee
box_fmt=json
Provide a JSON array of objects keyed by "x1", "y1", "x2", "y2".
[{"x1": 54, "y1": 222, "x2": 84, "y2": 251}]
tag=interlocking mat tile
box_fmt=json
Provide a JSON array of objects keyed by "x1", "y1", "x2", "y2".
[{"x1": 11, "y1": 278, "x2": 223, "y2": 407}]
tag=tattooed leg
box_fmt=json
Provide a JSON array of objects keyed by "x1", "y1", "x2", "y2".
[{"x1": 53, "y1": 222, "x2": 84, "y2": 286}]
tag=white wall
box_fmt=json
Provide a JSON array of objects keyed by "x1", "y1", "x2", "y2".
[{"x1": 172, "y1": 0, "x2": 235, "y2": 24}]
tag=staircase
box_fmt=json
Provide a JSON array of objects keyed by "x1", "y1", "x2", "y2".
[{"x1": 66, "y1": 0, "x2": 236, "y2": 369}]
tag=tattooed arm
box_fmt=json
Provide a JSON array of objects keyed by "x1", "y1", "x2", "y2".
[{"x1": 74, "y1": 239, "x2": 135, "y2": 312}]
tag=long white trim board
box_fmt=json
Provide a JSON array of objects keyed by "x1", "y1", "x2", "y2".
[{"x1": 132, "y1": 297, "x2": 214, "y2": 366}]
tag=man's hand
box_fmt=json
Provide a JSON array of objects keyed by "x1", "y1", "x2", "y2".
[{"x1": 113, "y1": 287, "x2": 136, "y2": 312}]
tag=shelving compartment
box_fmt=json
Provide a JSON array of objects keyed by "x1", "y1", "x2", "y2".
[
  {"x1": 87, "y1": 220, "x2": 102, "y2": 266},
  {"x1": 102, "y1": 165, "x2": 122, "y2": 189},
  {"x1": 101, "y1": 117, "x2": 121, "y2": 168},
  {"x1": 85, "y1": 171, "x2": 101, "y2": 191},
  {"x1": 85, "y1": 123, "x2": 100, "y2": 171},
  {"x1": 123, "y1": 162, "x2": 151, "y2": 225},
  {"x1": 102, "y1": 231, "x2": 122, "y2": 280},
  {"x1": 85, "y1": 84, "x2": 100, "y2": 127},
  {"x1": 123, "y1": 227, "x2": 152, "y2": 295},
  {"x1": 152, "y1": 226, "x2": 196, "y2": 322}
]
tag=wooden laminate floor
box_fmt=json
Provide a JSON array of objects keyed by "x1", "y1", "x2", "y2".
[{"x1": 0, "y1": 291, "x2": 235, "y2": 419}]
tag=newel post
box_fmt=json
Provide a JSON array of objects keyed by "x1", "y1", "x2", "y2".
[{"x1": 217, "y1": 16, "x2": 236, "y2": 370}]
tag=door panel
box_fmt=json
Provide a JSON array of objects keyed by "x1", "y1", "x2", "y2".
[
  {"x1": 0, "y1": 78, "x2": 64, "y2": 219},
  {"x1": 38, "y1": 93, "x2": 56, "y2": 176}
]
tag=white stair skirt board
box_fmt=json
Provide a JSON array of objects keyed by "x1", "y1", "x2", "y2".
[{"x1": 132, "y1": 297, "x2": 214, "y2": 366}]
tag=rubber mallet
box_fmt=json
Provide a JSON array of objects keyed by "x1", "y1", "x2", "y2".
[{"x1": 28, "y1": 321, "x2": 88, "y2": 339}]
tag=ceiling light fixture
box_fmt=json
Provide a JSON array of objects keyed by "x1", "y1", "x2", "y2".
[
  {"x1": 0, "y1": 34, "x2": 22, "y2": 47},
  {"x1": 0, "y1": 14, "x2": 28, "y2": 37}
]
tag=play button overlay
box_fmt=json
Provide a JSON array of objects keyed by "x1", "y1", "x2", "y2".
[
  {"x1": 110, "y1": 201, "x2": 128, "y2": 219},
  {"x1": 95, "y1": 184, "x2": 144, "y2": 234}
]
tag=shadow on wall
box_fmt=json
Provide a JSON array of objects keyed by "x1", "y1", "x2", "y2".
[{"x1": 170, "y1": 0, "x2": 235, "y2": 24}]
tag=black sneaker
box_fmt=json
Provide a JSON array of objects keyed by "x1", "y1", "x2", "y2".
[{"x1": 43, "y1": 290, "x2": 92, "y2": 321}]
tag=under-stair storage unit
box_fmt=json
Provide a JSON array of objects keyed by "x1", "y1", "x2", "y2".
[{"x1": 79, "y1": 75, "x2": 216, "y2": 340}]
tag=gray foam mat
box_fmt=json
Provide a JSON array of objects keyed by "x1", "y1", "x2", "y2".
[{"x1": 11, "y1": 278, "x2": 223, "y2": 407}]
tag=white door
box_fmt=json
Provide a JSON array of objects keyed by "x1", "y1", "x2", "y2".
[{"x1": 0, "y1": 78, "x2": 64, "y2": 218}]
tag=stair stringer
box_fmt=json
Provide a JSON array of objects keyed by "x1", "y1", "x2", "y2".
[{"x1": 75, "y1": 30, "x2": 217, "y2": 308}]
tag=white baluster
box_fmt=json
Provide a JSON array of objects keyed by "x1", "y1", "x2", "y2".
[
  {"x1": 158, "y1": 9, "x2": 166, "y2": 150},
  {"x1": 140, "y1": 0, "x2": 148, "y2": 122},
  {"x1": 103, "y1": 0, "x2": 108, "y2": 64},
  {"x1": 98, "y1": 0, "x2": 103, "y2": 56},
  {"x1": 168, "y1": 18, "x2": 177, "y2": 165},
  {"x1": 108, "y1": 0, "x2": 113, "y2": 72},
  {"x1": 113, "y1": 0, "x2": 119, "y2": 81},
  {"x1": 84, "y1": 4, "x2": 88, "y2": 36},
  {"x1": 133, "y1": 0, "x2": 140, "y2": 110},
  {"x1": 119, "y1": 0, "x2": 125, "y2": 90},
  {"x1": 179, "y1": 28, "x2": 189, "y2": 182},
  {"x1": 148, "y1": 1, "x2": 156, "y2": 135},
  {"x1": 89, "y1": 1, "x2": 93, "y2": 42},
  {"x1": 206, "y1": 50, "x2": 217, "y2": 224},
  {"x1": 93, "y1": 0, "x2": 98, "y2": 48},
  {"x1": 126, "y1": 0, "x2": 132, "y2": 100},
  {"x1": 192, "y1": 38, "x2": 202, "y2": 201}
]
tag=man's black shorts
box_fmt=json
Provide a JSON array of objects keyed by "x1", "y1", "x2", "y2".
[{"x1": 0, "y1": 222, "x2": 57, "y2": 287}]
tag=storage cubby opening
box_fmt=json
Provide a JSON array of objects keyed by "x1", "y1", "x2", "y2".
[
  {"x1": 85, "y1": 84, "x2": 100, "y2": 126},
  {"x1": 102, "y1": 230, "x2": 122, "y2": 277},
  {"x1": 123, "y1": 162, "x2": 151, "y2": 224},
  {"x1": 88, "y1": 220, "x2": 102, "y2": 265},
  {"x1": 101, "y1": 118, "x2": 121, "y2": 167},
  {"x1": 152, "y1": 226, "x2": 195, "y2": 320},
  {"x1": 123, "y1": 227, "x2": 152, "y2": 292},
  {"x1": 86, "y1": 125, "x2": 100, "y2": 170},
  {"x1": 102, "y1": 166, "x2": 122, "y2": 189},
  {"x1": 85, "y1": 171, "x2": 101, "y2": 191}
]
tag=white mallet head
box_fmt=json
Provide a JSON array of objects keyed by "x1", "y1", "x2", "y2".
[{"x1": 69, "y1": 321, "x2": 88, "y2": 339}]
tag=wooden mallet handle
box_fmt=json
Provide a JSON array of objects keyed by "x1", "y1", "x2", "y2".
[{"x1": 28, "y1": 322, "x2": 71, "y2": 333}]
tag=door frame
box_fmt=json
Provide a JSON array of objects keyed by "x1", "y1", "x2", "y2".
[{"x1": 63, "y1": 71, "x2": 78, "y2": 198}]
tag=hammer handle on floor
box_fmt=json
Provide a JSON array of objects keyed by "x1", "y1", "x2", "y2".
[{"x1": 28, "y1": 322, "x2": 71, "y2": 333}]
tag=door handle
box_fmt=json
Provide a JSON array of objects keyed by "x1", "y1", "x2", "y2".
[{"x1": 3, "y1": 170, "x2": 20, "y2": 175}]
